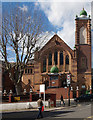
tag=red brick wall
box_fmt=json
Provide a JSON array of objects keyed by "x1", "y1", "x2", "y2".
[
  {"x1": 46, "y1": 88, "x2": 70, "y2": 100},
  {"x1": 50, "y1": 80, "x2": 59, "y2": 87}
]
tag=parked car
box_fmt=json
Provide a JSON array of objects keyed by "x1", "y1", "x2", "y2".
[{"x1": 74, "y1": 94, "x2": 93, "y2": 102}]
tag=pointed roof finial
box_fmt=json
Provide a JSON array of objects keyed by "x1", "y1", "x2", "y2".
[{"x1": 80, "y1": 7, "x2": 87, "y2": 16}]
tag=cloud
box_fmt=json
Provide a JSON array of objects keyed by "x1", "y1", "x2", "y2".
[
  {"x1": 38, "y1": 2, "x2": 91, "y2": 49},
  {"x1": 19, "y1": 5, "x2": 28, "y2": 12}
]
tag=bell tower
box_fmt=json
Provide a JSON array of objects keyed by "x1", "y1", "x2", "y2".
[
  {"x1": 75, "y1": 8, "x2": 91, "y2": 45},
  {"x1": 75, "y1": 8, "x2": 91, "y2": 89}
]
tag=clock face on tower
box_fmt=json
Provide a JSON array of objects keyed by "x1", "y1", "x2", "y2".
[{"x1": 80, "y1": 26, "x2": 87, "y2": 44}]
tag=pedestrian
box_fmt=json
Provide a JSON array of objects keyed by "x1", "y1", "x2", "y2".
[
  {"x1": 37, "y1": 97, "x2": 43, "y2": 119},
  {"x1": 60, "y1": 95, "x2": 65, "y2": 106},
  {"x1": 48, "y1": 98, "x2": 51, "y2": 108}
]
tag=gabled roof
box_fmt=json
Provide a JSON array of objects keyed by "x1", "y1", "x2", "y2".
[{"x1": 38, "y1": 34, "x2": 74, "y2": 56}]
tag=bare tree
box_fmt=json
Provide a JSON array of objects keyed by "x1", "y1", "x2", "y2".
[{"x1": 0, "y1": 4, "x2": 49, "y2": 95}]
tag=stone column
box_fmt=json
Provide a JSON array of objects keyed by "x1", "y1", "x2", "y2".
[
  {"x1": 58, "y1": 51, "x2": 60, "y2": 69},
  {"x1": 52, "y1": 52, "x2": 54, "y2": 65},
  {"x1": 87, "y1": 19, "x2": 91, "y2": 45},
  {"x1": 75, "y1": 19, "x2": 79, "y2": 45},
  {"x1": 63, "y1": 52, "x2": 65, "y2": 72}
]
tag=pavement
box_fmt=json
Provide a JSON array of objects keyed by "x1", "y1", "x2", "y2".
[
  {"x1": 1, "y1": 104, "x2": 77, "y2": 113},
  {"x1": 0, "y1": 99, "x2": 77, "y2": 113}
]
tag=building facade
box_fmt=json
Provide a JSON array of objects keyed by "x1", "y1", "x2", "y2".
[{"x1": 22, "y1": 8, "x2": 92, "y2": 96}]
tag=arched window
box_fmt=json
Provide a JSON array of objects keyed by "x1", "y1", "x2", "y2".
[
  {"x1": 54, "y1": 51, "x2": 58, "y2": 65},
  {"x1": 43, "y1": 58, "x2": 46, "y2": 72},
  {"x1": 66, "y1": 55, "x2": 69, "y2": 64},
  {"x1": 60, "y1": 52, "x2": 63, "y2": 65},
  {"x1": 25, "y1": 69, "x2": 27, "y2": 74},
  {"x1": 48, "y1": 53, "x2": 52, "y2": 65},
  {"x1": 80, "y1": 26, "x2": 87, "y2": 44}
]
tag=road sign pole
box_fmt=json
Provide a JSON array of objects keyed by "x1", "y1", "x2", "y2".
[
  {"x1": 40, "y1": 84, "x2": 45, "y2": 111},
  {"x1": 67, "y1": 74, "x2": 71, "y2": 106},
  {"x1": 68, "y1": 84, "x2": 70, "y2": 106}
]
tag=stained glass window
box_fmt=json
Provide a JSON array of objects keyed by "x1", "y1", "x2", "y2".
[
  {"x1": 54, "y1": 51, "x2": 58, "y2": 65},
  {"x1": 48, "y1": 53, "x2": 52, "y2": 65},
  {"x1": 60, "y1": 52, "x2": 63, "y2": 65}
]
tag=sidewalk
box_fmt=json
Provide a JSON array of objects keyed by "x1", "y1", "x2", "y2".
[
  {"x1": 1, "y1": 99, "x2": 76, "y2": 113},
  {"x1": 1, "y1": 105, "x2": 77, "y2": 113}
]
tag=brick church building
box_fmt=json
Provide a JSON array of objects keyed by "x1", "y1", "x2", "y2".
[
  {"x1": 22, "y1": 8, "x2": 92, "y2": 98},
  {"x1": 2, "y1": 8, "x2": 92, "y2": 99}
]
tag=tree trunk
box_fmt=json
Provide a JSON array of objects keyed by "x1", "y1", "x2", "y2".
[{"x1": 15, "y1": 82, "x2": 22, "y2": 95}]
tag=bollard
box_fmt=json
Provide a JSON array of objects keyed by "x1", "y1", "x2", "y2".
[
  {"x1": 76, "y1": 86, "x2": 79, "y2": 98},
  {"x1": 9, "y1": 94, "x2": 12, "y2": 103},
  {"x1": 3, "y1": 90, "x2": 7, "y2": 96},
  {"x1": 30, "y1": 93, "x2": 32, "y2": 102},
  {"x1": 23, "y1": 89, "x2": 26, "y2": 95},
  {"x1": 29, "y1": 88, "x2": 32, "y2": 102},
  {"x1": 70, "y1": 87, "x2": 73, "y2": 98},
  {"x1": 9, "y1": 90, "x2": 13, "y2": 103},
  {"x1": 90, "y1": 86, "x2": 92, "y2": 94}
]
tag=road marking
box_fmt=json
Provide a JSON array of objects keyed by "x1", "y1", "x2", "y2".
[{"x1": 87, "y1": 115, "x2": 93, "y2": 118}]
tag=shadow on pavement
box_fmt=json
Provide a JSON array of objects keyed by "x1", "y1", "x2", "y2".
[{"x1": 2, "y1": 110, "x2": 75, "y2": 120}]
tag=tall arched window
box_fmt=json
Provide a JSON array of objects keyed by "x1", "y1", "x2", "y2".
[
  {"x1": 43, "y1": 58, "x2": 46, "y2": 72},
  {"x1": 80, "y1": 26, "x2": 87, "y2": 44},
  {"x1": 66, "y1": 55, "x2": 69, "y2": 64},
  {"x1": 54, "y1": 51, "x2": 58, "y2": 65},
  {"x1": 48, "y1": 53, "x2": 52, "y2": 65},
  {"x1": 60, "y1": 52, "x2": 63, "y2": 65}
]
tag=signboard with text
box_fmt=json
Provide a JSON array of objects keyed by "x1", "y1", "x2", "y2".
[
  {"x1": 40, "y1": 84, "x2": 45, "y2": 93},
  {"x1": 67, "y1": 74, "x2": 71, "y2": 86}
]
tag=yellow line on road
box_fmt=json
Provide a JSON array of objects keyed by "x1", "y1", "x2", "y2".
[{"x1": 87, "y1": 115, "x2": 93, "y2": 118}]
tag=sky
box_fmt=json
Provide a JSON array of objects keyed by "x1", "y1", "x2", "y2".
[{"x1": 1, "y1": 0, "x2": 93, "y2": 68}]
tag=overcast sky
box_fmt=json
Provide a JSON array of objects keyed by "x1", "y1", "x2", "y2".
[{"x1": 1, "y1": 0, "x2": 93, "y2": 67}]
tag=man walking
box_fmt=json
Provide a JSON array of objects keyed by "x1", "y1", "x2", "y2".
[
  {"x1": 37, "y1": 97, "x2": 43, "y2": 119},
  {"x1": 60, "y1": 95, "x2": 65, "y2": 106}
]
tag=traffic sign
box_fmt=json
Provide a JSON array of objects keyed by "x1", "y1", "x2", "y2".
[{"x1": 67, "y1": 74, "x2": 70, "y2": 85}]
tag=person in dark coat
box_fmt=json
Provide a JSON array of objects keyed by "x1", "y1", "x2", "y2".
[
  {"x1": 37, "y1": 97, "x2": 43, "y2": 119},
  {"x1": 60, "y1": 95, "x2": 65, "y2": 106}
]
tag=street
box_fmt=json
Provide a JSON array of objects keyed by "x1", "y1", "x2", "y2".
[{"x1": 2, "y1": 102, "x2": 93, "y2": 120}]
